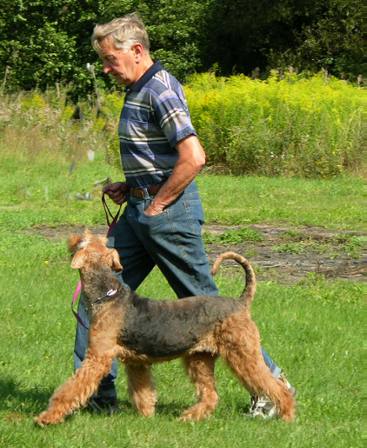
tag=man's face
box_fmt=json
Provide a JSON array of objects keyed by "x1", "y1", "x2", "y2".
[{"x1": 99, "y1": 37, "x2": 137, "y2": 85}]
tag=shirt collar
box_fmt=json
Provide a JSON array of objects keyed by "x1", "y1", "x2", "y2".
[{"x1": 125, "y1": 61, "x2": 163, "y2": 94}]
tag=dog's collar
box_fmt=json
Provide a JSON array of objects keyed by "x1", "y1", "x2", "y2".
[
  {"x1": 92, "y1": 288, "x2": 119, "y2": 307},
  {"x1": 71, "y1": 283, "x2": 119, "y2": 329}
]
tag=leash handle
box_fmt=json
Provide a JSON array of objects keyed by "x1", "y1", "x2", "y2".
[{"x1": 102, "y1": 193, "x2": 122, "y2": 233}]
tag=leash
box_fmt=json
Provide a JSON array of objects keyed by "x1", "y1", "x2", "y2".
[
  {"x1": 102, "y1": 193, "x2": 122, "y2": 236},
  {"x1": 71, "y1": 281, "x2": 88, "y2": 329},
  {"x1": 71, "y1": 193, "x2": 122, "y2": 329}
]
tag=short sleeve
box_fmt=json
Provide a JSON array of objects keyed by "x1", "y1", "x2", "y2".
[{"x1": 150, "y1": 89, "x2": 197, "y2": 148}]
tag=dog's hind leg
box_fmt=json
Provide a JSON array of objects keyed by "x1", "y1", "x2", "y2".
[
  {"x1": 125, "y1": 363, "x2": 156, "y2": 417},
  {"x1": 221, "y1": 344, "x2": 295, "y2": 421},
  {"x1": 180, "y1": 353, "x2": 218, "y2": 421},
  {"x1": 35, "y1": 350, "x2": 115, "y2": 426}
]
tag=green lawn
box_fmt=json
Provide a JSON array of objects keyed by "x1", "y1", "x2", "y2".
[
  {"x1": 0, "y1": 151, "x2": 365, "y2": 447},
  {"x1": 0, "y1": 151, "x2": 365, "y2": 230}
]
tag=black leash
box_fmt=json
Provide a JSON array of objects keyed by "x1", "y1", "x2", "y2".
[{"x1": 102, "y1": 193, "x2": 122, "y2": 236}]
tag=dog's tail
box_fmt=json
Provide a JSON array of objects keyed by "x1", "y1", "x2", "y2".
[{"x1": 211, "y1": 251, "x2": 256, "y2": 308}]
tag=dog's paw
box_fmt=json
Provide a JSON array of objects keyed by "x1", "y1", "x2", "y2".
[
  {"x1": 179, "y1": 406, "x2": 212, "y2": 422},
  {"x1": 34, "y1": 411, "x2": 64, "y2": 427}
]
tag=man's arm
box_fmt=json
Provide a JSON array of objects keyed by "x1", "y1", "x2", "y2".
[{"x1": 144, "y1": 135, "x2": 206, "y2": 216}]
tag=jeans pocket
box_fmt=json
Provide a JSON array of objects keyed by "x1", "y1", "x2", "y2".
[
  {"x1": 137, "y1": 202, "x2": 170, "y2": 236},
  {"x1": 140, "y1": 206, "x2": 168, "y2": 221}
]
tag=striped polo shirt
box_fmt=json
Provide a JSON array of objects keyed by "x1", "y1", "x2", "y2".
[{"x1": 118, "y1": 61, "x2": 197, "y2": 187}]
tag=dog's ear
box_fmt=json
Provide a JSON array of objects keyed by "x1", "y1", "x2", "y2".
[
  {"x1": 70, "y1": 251, "x2": 86, "y2": 269},
  {"x1": 68, "y1": 234, "x2": 83, "y2": 255},
  {"x1": 110, "y1": 249, "x2": 123, "y2": 272}
]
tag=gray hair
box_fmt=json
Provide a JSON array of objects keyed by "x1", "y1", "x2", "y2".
[{"x1": 91, "y1": 13, "x2": 150, "y2": 53}]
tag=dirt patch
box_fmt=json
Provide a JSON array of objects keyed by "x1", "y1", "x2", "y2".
[
  {"x1": 29, "y1": 224, "x2": 109, "y2": 241},
  {"x1": 28, "y1": 223, "x2": 366, "y2": 284},
  {"x1": 204, "y1": 224, "x2": 366, "y2": 283}
]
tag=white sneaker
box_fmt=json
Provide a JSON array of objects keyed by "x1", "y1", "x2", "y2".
[{"x1": 247, "y1": 373, "x2": 295, "y2": 419}]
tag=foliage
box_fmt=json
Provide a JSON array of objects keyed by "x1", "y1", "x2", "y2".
[
  {"x1": 0, "y1": 0, "x2": 98, "y2": 96},
  {"x1": 0, "y1": 70, "x2": 365, "y2": 180},
  {"x1": 202, "y1": 0, "x2": 366, "y2": 81},
  {"x1": 0, "y1": 0, "x2": 364, "y2": 96},
  {"x1": 0, "y1": 0, "x2": 208, "y2": 96},
  {"x1": 266, "y1": 0, "x2": 367, "y2": 80},
  {"x1": 186, "y1": 71, "x2": 367, "y2": 177}
]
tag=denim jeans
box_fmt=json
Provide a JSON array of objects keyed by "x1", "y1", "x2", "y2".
[{"x1": 74, "y1": 181, "x2": 281, "y2": 399}]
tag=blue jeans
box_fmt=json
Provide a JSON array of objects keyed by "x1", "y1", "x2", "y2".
[{"x1": 74, "y1": 181, "x2": 281, "y2": 398}]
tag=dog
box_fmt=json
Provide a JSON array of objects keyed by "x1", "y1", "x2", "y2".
[{"x1": 35, "y1": 230, "x2": 295, "y2": 425}]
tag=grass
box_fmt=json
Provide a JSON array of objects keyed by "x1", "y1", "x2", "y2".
[
  {"x1": 203, "y1": 227, "x2": 264, "y2": 245},
  {"x1": 0, "y1": 127, "x2": 365, "y2": 447},
  {"x1": 198, "y1": 174, "x2": 366, "y2": 231},
  {"x1": 0, "y1": 254, "x2": 364, "y2": 447},
  {"x1": 0, "y1": 145, "x2": 365, "y2": 231},
  {"x1": 271, "y1": 234, "x2": 367, "y2": 257}
]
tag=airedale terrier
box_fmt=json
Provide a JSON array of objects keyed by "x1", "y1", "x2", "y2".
[{"x1": 35, "y1": 230, "x2": 295, "y2": 425}]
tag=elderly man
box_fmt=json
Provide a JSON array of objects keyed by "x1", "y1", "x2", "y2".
[{"x1": 74, "y1": 13, "x2": 293, "y2": 419}]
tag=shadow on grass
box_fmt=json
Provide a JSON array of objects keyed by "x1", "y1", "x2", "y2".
[
  {"x1": 0, "y1": 377, "x2": 250, "y2": 423},
  {"x1": 0, "y1": 377, "x2": 53, "y2": 415},
  {"x1": 81, "y1": 399, "x2": 207, "y2": 419},
  {"x1": 0, "y1": 378, "x2": 194, "y2": 420}
]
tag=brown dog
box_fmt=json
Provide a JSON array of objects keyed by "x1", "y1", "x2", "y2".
[{"x1": 35, "y1": 230, "x2": 295, "y2": 425}]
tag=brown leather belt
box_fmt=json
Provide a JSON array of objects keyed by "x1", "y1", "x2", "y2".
[{"x1": 129, "y1": 183, "x2": 163, "y2": 199}]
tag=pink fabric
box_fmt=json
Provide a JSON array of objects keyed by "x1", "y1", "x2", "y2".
[{"x1": 72, "y1": 281, "x2": 82, "y2": 304}]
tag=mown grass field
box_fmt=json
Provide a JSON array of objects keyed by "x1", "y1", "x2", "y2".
[{"x1": 0, "y1": 143, "x2": 365, "y2": 447}]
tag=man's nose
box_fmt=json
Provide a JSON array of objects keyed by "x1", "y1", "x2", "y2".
[{"x1": 103, "y1": 65, "x2": 112, "y2": 74}]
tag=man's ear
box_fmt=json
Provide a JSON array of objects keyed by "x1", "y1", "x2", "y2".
[
  {"x1": 71, "y1": 251, "x2": 86, "y2": 269},
  {"x1": 110, "y1": 249, "x2": 123, "y2": 272},
  {"x1": 132, "y1": 42, "x2": 144, "y2": 61},
  {"x1": 68, "y1": 234, "x2": 83, "y2": 255}
]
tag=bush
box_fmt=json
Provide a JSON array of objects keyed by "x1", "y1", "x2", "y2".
[
  {"x1": 186, "y1": 71, "x2": 367, "y2": 177},
  {"x1": 0, "y1": 72, "x2": 365, "y2": 179}
]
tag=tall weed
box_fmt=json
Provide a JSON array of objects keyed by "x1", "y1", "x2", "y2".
[
  {"x1": 0, "y1": 72, "x2": 365, "y2": 178},
  {"x1": 0, "y1": 88, "x2": 122, "y2": 168},
  {"x1": 186, "y1": 71, "x2": 366, "y2": 177}
]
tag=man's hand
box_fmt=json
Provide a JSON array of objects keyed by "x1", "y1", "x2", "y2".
[
  {"x1": 144, "y1": 201, "x2": 165, "y2": 216},
  {"x1": 143, "y1": 135, "x2": 206, "y2": 216},
  {"x1": 102, "y1": 182, "x2": 129, "y2": 205}
]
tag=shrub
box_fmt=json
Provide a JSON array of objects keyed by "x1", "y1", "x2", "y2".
[
  {"x1": 0, "y1": 72, "x2": 365, "y2": 178},
  {"x1": 186, "y1": 71, "x2": 367, "y2": 177}
]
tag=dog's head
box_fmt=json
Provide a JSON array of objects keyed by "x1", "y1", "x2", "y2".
[{"x1": 68, "y1": 230, "x2": 122, "y2": 272}]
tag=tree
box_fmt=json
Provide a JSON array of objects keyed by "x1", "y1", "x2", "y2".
[
  {"x1": 0, "y1": 0, "x2": 208, "y2": 95},
  {"x1": 0, "y1": 0, "x2": 364, "y2": 94},
  {"x1": 268, "y1": 0, "x2": 366, "y2": 79},
  {"x1": 201, "y1": 0, "x2": 366, "y2": 80}
]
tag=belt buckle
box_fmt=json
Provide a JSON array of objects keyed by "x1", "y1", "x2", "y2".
[{"x1": 131, "y1": 188, "x2": 146, "y2": 199}]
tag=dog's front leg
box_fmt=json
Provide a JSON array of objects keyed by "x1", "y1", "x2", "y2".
[
  {"x1": 35, "y1": 350, "x2": 114, "y2": 426},
  {"x1": 125, "y1": 363, "x2": 156, "y2": 417}
]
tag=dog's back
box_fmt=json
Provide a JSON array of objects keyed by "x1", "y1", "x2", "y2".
[{"x1": 120, "y1": 292, "x2": 241, "y2": 357}]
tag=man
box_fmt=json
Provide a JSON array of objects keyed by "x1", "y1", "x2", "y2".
[{"x1": 74, "y1": 12, "x2": 293, "y2": 419}]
